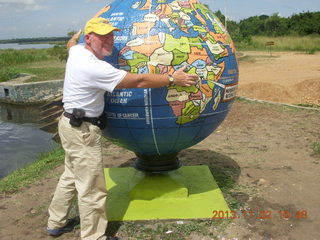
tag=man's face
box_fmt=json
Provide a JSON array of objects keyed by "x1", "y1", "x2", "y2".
[{"x1": 86, "y1": 32, "x2": 115, "y2": 59}]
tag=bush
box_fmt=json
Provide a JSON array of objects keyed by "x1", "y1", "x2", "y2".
[
  {"x1": 311, "y1": 142, "x2": 320, "y2": 155},
  {"x1": 48, "y1": 44, "x2": 68, "y2": 61},
  {"x1": 0, "y1": 67, "x2": 20, "y2": 82}
]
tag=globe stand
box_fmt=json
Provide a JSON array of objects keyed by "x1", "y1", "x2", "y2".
[
  {"x1": 104, "y1": 166, "x2": 230, "y2": 221},
  {"x1": 134, "y1": 152, "x2": 181, "y2": 173}
]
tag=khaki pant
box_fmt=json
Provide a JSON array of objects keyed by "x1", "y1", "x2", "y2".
[{"x1": 48, "y1": 115, "x2": 107, "y2": 240}]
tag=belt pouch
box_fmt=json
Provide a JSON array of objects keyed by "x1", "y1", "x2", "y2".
[{"x1": 69, "y1": 108, "x2": 85, "y2": 127}]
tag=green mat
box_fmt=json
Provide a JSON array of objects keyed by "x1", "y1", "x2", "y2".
[{"x1": 104, "y1": 165, "x2": 230, "y2": 221}]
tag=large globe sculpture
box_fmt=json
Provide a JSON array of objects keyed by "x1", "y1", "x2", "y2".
[{"x1": 95, "y1": 0, "x2": 239, "y2": 172}]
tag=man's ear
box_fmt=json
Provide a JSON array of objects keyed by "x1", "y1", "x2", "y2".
[{"x1": 84, "y1": 34, "x2": 91, "y2": 44}]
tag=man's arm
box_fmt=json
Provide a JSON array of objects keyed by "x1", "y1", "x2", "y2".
[
  {"x1": 116, "y1": 65, "x2": 198, "y2": 89},
  {"x1": 67, "y1": 30, "x2": 82, "y2": 52}
]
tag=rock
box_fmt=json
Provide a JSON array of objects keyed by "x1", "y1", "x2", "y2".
[{"x1": 258, "y1": 178, "x2": 267, "y2": 185}]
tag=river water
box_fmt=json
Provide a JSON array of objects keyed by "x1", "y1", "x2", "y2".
[
  {"x1": 0, "y1": 103, "x2": 57, "y2": 179},
  {"x1": 0, "y1": 43, "x2": 54, "y2": 50}
]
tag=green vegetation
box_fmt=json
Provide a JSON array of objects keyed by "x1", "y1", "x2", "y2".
[
  {"x1": 108, "y1": 219, "x2": 230, "y2": 240},
  {"x1": 213, "y1": 10, "x2": 320, "y2": 52},
  {"x1": 296, "y1": 103, "x2": 320, "y2": 109},
  {"x1": 0, "y1": 47, "x2": 66, "y2": 82},
  {"x1": 0, "y1": 48, "x2": 49, "y2": 67},
  {"x1": 0, "y1": 67, "x2": 20, "y2": 81},
  {"x1": 19, "y1": 65, "x2": 66, "y2": 83},
  {"x1": 215, "y1": 11, "x2": 320, "y2": 40},
  {"x1": 236, "y1": 35, "x2": 320, "y2": 52},
  {"x1": 0, "y1": 147, "x2": 64, "y2": 193},
  {"x1": 310, "y1": 142, "x2": 320, "y2": 155}
]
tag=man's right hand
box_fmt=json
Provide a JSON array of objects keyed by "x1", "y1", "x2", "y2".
[{"x1": 172, "y1": 65, "x2": 198, "y2": 87}]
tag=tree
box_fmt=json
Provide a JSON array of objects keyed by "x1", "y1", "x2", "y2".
[
  {"x1": 264, "y1": 13, "x2": 288, "y2": 36},
  {"x1": 288, "y1": 11, "x2": 320, "y2": 35},
  {"x1": 214, "y1": 10, "x2": 226, "y2": 26}
]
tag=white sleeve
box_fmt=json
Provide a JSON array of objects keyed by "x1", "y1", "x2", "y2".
[{"x1": 89, "y1": 58, "x2": 127, "y2": 92}]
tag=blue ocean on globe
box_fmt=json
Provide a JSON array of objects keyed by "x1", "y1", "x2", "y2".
[{"x1": 89, "y1": 0, "x2": 239, "y2": 162}]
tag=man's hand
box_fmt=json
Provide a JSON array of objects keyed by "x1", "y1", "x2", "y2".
[
  {"x1": 72, "y1": 29, "x2": 82, "y2": 41},
  {"x1": 172, "y1": 65, "x2": 198, "y2": 87}
]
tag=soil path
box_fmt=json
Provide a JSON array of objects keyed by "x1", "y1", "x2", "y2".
[{"x1": 0, "y1": 51, "x2": 319, "y2": 240}]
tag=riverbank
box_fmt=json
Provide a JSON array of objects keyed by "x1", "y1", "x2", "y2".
[
  {"x1": 0, "y1": 78, "x2": 63, "y2": 104},
  {"x1": 0, "y1": 147, "x2": 64, "y2": 193}
]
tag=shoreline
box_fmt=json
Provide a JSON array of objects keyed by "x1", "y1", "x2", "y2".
[
  {"x1": 0, "y1": 146, "x2": 64, "y2": 193},
  {"x1": 0, "y1": 79, "x2": 63, "y2": 105}
]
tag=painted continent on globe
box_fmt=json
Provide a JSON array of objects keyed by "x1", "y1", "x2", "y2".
[{"x1": 91, "y1": 0, "x2": 239, "y2": 162}]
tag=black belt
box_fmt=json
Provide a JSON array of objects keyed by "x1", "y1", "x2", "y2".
[{"x1": 63, "y1": 112, "x2": 101, "y2": 126}]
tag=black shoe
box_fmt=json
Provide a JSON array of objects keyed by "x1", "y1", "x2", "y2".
[
  {"x1": 46, "y1": 217, "x2": 80, "y2": 236},
  {"x1": 107, "y1": 237, "x2": 120, "y2": 240}
]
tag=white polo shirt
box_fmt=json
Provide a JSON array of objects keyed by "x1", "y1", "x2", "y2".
[{"x1": 63, "y1": 45, "x2": 127, "y2": 117}]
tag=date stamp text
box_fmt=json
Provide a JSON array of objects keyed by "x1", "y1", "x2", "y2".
[{"x1": 212, "y1": 210, "x2": 308, "y2": 220}]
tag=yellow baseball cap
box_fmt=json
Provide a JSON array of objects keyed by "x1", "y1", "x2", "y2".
[{"x1": 84, "y1": 17, "x2": 120, "y2": 35}]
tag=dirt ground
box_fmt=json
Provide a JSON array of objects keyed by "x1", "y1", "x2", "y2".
[
  {"x1": 238, "y1": 51, "x2": 320, "y2": 106},
  {"x1": 0, "y1": 51, "x2": 319, "y2": 240}
]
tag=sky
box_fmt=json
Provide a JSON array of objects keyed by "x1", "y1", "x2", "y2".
[{"x1": 0, "y1": 0, "x2": 319, "y2": 40}]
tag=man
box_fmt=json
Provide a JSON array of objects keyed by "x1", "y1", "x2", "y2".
[{"x1": 46, "y1": 17, "x2": 198, "y2": 240}]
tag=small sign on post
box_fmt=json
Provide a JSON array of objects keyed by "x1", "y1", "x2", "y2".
[{"x1": 265, "y1": 41, "x2": 275, "y2": 56}]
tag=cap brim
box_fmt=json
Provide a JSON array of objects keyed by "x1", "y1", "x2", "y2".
[{"x1": 93, "y1": 27, "x2": 121, "y2": 35}]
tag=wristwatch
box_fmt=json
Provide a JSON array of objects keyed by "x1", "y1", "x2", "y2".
[{"x1": 168, "y1": 74, "x2": 175, "y2": 86}]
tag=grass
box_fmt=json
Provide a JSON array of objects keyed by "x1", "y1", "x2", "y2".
[
  {"x1": 236, "y1": 35, "x2": 320, "y2": 53},
  {"x1": 0, "y1": 48, "x2": 50, "y2": 67},
  {"x1": 310, "y1": 142, "x2": 320, "y2": 155},
  {"x1": 108, "y1": 218, "x2": 231, "y2": 240},
  {"x1": 19, "y1": 63, "x2": 66, "y2": 82},
  {"x1": 0, "y1": 47, "x2": 66, "y2": 82},
  {"x1": 0, "y1": 67, "x2": 20, "y2": 82},
  {"x1": 296, "y1": 103, "x2": 320, "y2": 109},
  {"x1": 0, "y1": 147, "x2": 64, "y2": 193},
  {"x1": 0, "y1": 60, "x2": 65, "y2": 82}
]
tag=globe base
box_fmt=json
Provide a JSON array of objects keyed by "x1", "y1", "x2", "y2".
[{"x1": 134, "y1": 152, "x2": 181, "y2": 173}]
